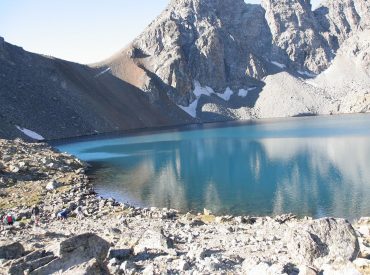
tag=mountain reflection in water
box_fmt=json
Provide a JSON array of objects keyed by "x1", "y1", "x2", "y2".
[{"x1": 56, "y1": 115, "x2": 370, "y2": 220}]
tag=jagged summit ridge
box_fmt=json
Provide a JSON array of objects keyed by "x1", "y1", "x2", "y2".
[
  {"x1": 107, "y1": 0, "x2": 271, "y2": 106},
  {"x1": 103, "y1": 0, "x2": 369, "y2": 113}
]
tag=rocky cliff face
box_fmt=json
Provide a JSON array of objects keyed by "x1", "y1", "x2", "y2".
[
  {"x1": 105, "y1": 0, "x2": 272, "y2": 106},
  {"x1": 102, "y1": 0, "x2": 369, "y2": 119},
  {"x1": 262, "y1": 0, "x2": 333, "y2": 74}
]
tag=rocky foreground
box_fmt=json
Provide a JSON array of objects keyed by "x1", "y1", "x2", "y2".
[{"x1": 0, "y1": 139, "x2": 370, "y2": 274}]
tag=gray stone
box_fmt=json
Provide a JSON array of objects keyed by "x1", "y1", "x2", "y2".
[
  {"x1": 298, "y1": 265, "x2": 318, "y2": 275},
  {"x1": 119, "y1": 260, "x2": 137, "y2": 272},
  {"x1": 62, "y1": 258, "x2": 109, "y2": 275},
  {"x1": 30, "y1": 233, "x2": 110, "y2": 275},
  {"x1": 59, "y1": 233, "x2": 110, "y2": 263},
  {"x1": 9, "y1": 255, "x2": 56, "y2": 275},
  {"x1": 45, "y1": 180, "x2": 61, "y2": 191},
  {"x1": 0, "y1": 242, "x2": 25, "y2": 260},
  {"x1": 285, "y1": 218, "x2": 360, "y2": 266},
  {"x1": 134, "y1": 228, "x2": 174, "y2": 254},
  {"x1": 108, "y1": 248, "x2": 132, "y2": 260}
]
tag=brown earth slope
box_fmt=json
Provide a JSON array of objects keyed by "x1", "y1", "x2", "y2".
[{"x1": 0, "y1": 39, "x2": 193, "y2": 140}]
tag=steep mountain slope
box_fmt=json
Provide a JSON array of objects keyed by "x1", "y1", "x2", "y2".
[
  {"x1": 1, "y1": 0, "x2": 369, "y2": 141},
  {"x1": 0, "y1": 38, "x2": 193, "y2": 140},
  {"x1": 100, "y1": 0, "x2": 370, "y2": 120}
]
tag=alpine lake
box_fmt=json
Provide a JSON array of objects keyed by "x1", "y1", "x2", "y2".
[{"x1": 54, "y1": 114, "x2": 370, "y2": 221}]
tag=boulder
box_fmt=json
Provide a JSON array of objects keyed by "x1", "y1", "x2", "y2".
[
  {"x1": 61, "y1": 258, "x2": 109, "y2": 275},
  {"x1": 45, "y1": 180, "x2": 61, "y2": 191},
  {"x1": 30, "y1": 234, "x2": 110, "y2": 274},
  {"x1": 9, "y1": 254, "x2": 56, "y2": 274},
  {"x1": 119, "y1": 260, "x2": 137, "y2": 273},
  {"x1": 0, "y1": 241, "x2": 25, "y2": 260},
  {"x1": 59, "y1": 233, "x2": 110, "y2": 263},
  {"x1": 108, "y1": 248, "x2": 132, "y2": 260},
  {"x1": 134, "y1": 228, "x2": 173, "y2": 254},
  {"x1": 285, "y1": 218, "x2": 360, "y2": 267}
]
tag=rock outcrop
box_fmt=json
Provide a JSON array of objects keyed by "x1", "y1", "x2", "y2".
[
  {"x1": 101, "y1": 0, "x2": 370, "y2": 121},
  {"x1": 30, "y1": 233, "x2": 110, "y2": 274},
  {"x1": 262, "y1": 0, "x2": 332, "y2": 74},
  {"x1": 0, "y1": 242, "x2": 25, "y2": 260}
]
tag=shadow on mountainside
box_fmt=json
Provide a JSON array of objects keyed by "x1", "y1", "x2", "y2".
[{"x1": 0, "y1": 40, "x2": 195, "y2": 140}]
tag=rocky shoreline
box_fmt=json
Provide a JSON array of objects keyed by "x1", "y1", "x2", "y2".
[{"x1": 0, "y1": 138, "x2": 370, "y2": 274}]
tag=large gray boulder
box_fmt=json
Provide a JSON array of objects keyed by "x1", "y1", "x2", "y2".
[
  {"x1": 134, "y1": 228, "x2": 174, "y2": 254},
  {"x1": 59, "y1": 233, "x2": 110, "y2": 263},
  {"x1": 285, "y1": 218, "x2": 360, "y2": 267},
  {"x1": 30, "y1": 233, "x2": 110, "y2": 274},
  {"x1": 0, "y1": 241, "x2": 25, "y2": 260}
]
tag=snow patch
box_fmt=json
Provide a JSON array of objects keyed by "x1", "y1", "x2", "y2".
[
  {"x1": 178, "y1": 99, "x2": 199, "y2": 118},
  {"x1": 178, "y1": 81, "x2": 215, "y2": 118},
  {"x1": 238, "y1": 87, "x2": 256, "y2": 97},
  {"x1": 95, "y1": 67, "x2": 111, "y2": 78},
  {"x1": 193, "y1": 81, "x2": 215, "y2": 97},
  {"x1": 271, "y1": 61, "x2": 286, "y2": 69},
  {"x1": 217, "y1": 87, "x2": 234, "y2": 101},
  {"x1": 238, "y1": 89, "x2": 249, "y2": 98},
  {"x1": 16, "y1": 126, "x2": 44, "y2": 140},
  {"x1": 297, "y1": 70, "x2": 316, "y2": 78}
]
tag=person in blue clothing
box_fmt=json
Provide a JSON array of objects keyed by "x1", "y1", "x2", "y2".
[{"x1": 57, "y1": 209, "x2": 68, "y2": 220}]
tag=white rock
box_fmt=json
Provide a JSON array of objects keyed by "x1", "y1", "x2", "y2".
[
  {"x1": 321, "y1": 263, "x2": 361, "y2": 275},
  {"x1": 46, "y1": 180, "x2": 61, "y2": 191},
  {"x1": 120, "y1": 261, "x2": 136, "y2": 272},
  {"x1": 353, "y1": 258, "x2": 370, "y2": 268}
]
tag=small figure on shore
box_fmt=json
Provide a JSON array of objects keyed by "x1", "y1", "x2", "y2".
[
  {"x1": 74, "y1": 206, "x2": 84, "y2": 219},
  {"x1": 2, "y1": 213, "x2": 15, "y2": 226},
  {"x1": 0, "y1": 212, "x2": 5, "y2": 230},
  {"x1": 31, "y1": 205, "x2": 40, "y2": 226},
  {"x1": 57, "y1": 209, "x2": 68, "y2": 220}
]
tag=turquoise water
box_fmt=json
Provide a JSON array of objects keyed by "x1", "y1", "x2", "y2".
[{"x1": 55, "y1": 114, "x2": 370, "y2": 220}]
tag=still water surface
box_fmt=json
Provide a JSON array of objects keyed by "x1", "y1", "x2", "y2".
[{"x1": 55, "y1": 114, "x2": 370, "y2": 220}]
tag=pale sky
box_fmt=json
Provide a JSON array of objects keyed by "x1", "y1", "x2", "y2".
[{"x1": 0, "y1": 0, "x2": 321, "y2": 64}]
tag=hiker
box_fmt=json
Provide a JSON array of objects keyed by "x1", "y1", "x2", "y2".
[
  {"x1": 2, "y1": 213, "x2": 15, "y2": 226},
  {"x1": 74, "y1": 206, "x2": 84, "y2": 219},
  {"x1": 0, "y1": 212, "x2": 5, "y2": 230},
  {"x1": 57, "y1": 209, "x2": 68, "y2": 220},
  {"x1": 31, "y1": 205, "x2": 40, "y2": 226}
]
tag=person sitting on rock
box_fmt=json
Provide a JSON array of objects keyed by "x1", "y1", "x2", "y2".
[
  {"x1": 57, "y1": 209, "x2": 68, "y2": 220},
  {"x1": 31, "y1": 205, "x2": 40, "y2": 226},
  {"x1": 74, "y1": 206, "x2": 84, "y2": 219}
]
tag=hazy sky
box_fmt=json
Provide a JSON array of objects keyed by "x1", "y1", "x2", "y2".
[{"x1": 0, "y1": 0, "x2": 321, "y2": 64}]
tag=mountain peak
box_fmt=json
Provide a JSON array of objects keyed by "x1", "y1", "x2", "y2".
[{"x1": 103, "y1": 0, "x2": 369, "y2": 112}]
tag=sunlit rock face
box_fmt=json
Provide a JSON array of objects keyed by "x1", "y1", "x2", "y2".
[
  {"x1": 106, "y1": 0, "x2": 271, "y2": 106},
  {"x1": 103, "y1": 0, "x2": 369, "y2": 116}
]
